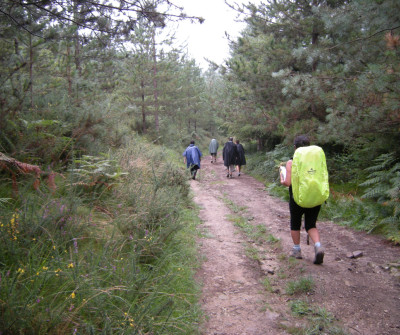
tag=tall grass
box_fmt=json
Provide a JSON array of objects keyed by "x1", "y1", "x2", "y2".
[{"x1": 0, "y1": 138, "x2": 201, "y2": 334}]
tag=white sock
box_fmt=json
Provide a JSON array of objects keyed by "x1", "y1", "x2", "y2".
[
  {"x1": 293, "y1": 244, "x2": 301, "y2": 251},
  {"x1": 315, "y1": 242, "x2": 321, "y2": 248}
]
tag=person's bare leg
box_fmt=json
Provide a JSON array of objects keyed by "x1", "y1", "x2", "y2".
[
  {"x1": 307, "y1": 228, "x2": 320, "y2": 244},
  {"x1": 291, "y1": 230, "x2": 301, "y2": 244}
]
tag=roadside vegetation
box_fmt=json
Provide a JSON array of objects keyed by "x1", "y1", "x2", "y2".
[
  {"x1": 245, "y1": 147, "x2": 400, "y2": 245},
  {"x1": 0, "y1": 138, "x2": 202, "y2": 334}
]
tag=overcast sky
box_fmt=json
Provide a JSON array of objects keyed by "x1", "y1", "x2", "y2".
[{"x1": 167, "y1": 0, "x2": 253, "y2": 69}]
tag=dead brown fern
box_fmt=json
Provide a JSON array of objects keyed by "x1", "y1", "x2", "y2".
[{"x1": 0, "y1": 152, "x2": 62, "y2": 194}]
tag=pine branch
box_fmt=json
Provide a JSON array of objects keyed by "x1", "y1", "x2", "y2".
[{"x1": 326, "y1": 25, "x2": 400, "y2": 51}]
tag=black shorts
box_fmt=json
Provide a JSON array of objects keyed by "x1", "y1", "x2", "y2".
[{"x1": 289, "y1": 188, "x2": 320, "y2": 231}]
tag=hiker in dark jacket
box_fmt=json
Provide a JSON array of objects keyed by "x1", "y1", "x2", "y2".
[
  {"x1": 222, "y1": 137, "x2": 238, "y2": 178},
  {"x1": 235, "y1": 140, "x2": 246, "y2": 177}
]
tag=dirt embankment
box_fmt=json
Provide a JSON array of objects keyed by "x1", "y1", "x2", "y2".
[{"x1": 192, "y1": 157, "x2": 400, "y2": 335}]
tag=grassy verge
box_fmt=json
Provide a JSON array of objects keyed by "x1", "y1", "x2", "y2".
[{"x1": 0, "y1": 138, "x2": 202, "y2": 334}]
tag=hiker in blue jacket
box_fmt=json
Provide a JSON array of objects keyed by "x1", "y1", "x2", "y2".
[
  {"x1": 183, "y1": 140, "x2": 202, "y2": 180},
  {"x1": 280, "y1": 135, "x2": 325, "y2": 265}
]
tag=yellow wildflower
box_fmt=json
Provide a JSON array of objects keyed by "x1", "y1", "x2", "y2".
[
  {"x1": 71, "y1": 292, "x2": 76, "y2": 299},
  {"x1": 43, "y1": 266, "x2": 48, "y2": 270},
  {"x1": 67, "y1": 263, "x2": 74, "y2": 268}
]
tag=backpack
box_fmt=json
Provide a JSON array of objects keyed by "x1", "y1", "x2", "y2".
[{"x1": 291, "y1": 145, "x2": 329, "y2": 208}]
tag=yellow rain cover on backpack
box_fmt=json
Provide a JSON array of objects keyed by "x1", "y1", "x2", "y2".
[{"x1": 292, "y1": 145, "x2": 329, "y2": 208}]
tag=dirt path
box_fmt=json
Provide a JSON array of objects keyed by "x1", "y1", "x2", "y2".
[{"x1": 191, "y1": 157, "x2": 400, "y2": 335}]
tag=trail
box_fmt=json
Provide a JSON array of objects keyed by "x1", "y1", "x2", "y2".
[{"x1": 191, "y1": 156, "x2": 400, "y2": 335}]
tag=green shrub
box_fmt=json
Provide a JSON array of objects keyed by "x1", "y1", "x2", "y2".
[
  {"x1": 360, "y1": 153, "x2": 400, "y2": 243},
  {"x1": 246, "y1": 146, "x2": 400, "y2": 244},
  {"x1": 0, "y1": 138, "x2": 201, "y2": 334}
]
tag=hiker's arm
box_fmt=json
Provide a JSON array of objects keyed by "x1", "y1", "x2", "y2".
[{"x1": 280, "y1": 160, "x2": 292, "y2": 187}]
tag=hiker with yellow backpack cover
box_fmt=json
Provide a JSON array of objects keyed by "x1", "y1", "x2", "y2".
[{"x1": 280, "y1": 135, "x2": 329, "y2": 265}]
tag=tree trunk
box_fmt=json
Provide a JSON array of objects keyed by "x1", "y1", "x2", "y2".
[
  {"x1": 74, "y1": 1, "x2": 81, "y2": 105},
  {"x1": 152, "y1": 29, "x2": 159, "y2": 133},
  {"x1": 141, "y1": 79, "x2": 146, "y2": 134},
  {"x1": 311, "y1": 11, "x2": 319, "y2": 117},
  {"x1": 29, "y1": 34, "x2": 33, "y2": 108},
  {"x1": 257, "y1": 137, "x2": 264, "y2": 151},
  {"x1": 67, "y1": 45, "x2": 72, "y2": 97},
  {"x1": 74, "y1": 33, "x2": 81, "y2": 76}
]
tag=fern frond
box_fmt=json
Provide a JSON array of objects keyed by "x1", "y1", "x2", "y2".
[
  {"x1": 380, "y1": 216, "x2": 399, "y2": 225},
  {"x1": 362, "y1": 186, "x2": 390, "y2": 199},
  {"x1": 0, "y1": 198, "x2": 12, "y2": 207},
  {"x1": 360, "y1": 175, "x2": 387, "y2": 187},
  {"x1": 364, "y1": 153, "x2": 396, "y2": 173}
]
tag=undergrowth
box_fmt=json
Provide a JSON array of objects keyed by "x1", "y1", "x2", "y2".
[
  {"x1": 246, "y1": 147, "x2": 400, "y2": 244},
  {"x1": 0, "y1": 137, "x2": 201, "y2": 334}
]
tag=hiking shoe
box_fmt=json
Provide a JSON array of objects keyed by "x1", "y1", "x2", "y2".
[
  {"x1": 314, "y1": 245, "x2": 325, "y2": 265},
  {"x1": 238, "y1": 173, "x2": 241, "y2": 177},
  {"x1": 226, "y1": 173, "x2": 229, "y2": 178},
  {"x1": 289, "y1": 248, "x2": 302, "y2": 259}
]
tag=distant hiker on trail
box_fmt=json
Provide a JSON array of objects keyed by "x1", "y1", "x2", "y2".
[
  {"x1": 235, "y1": 140, "x2": 246, "y2": 177},
  {"x1": 209, "y1": 138, "x2": 219, "y2": 163},
  {"x1": 223, "y1": 137, "x2": 238, "y2": 178},
  {"x1": 183, "y1": 140, "x2": 202, "y2": 180},
  {"x1": 280, "y1": 135, "x2": 327, "y2": 265}
]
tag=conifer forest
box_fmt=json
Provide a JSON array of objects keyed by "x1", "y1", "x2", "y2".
[{"x1": 0, "y1": 0, "x2": 399, "y2": 334}]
